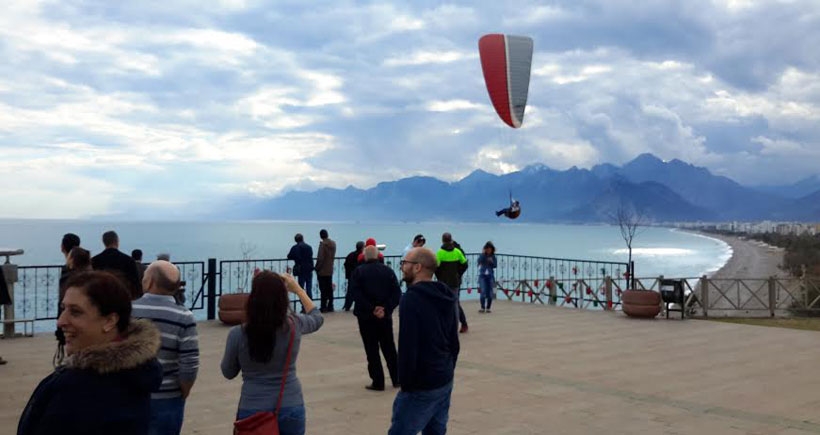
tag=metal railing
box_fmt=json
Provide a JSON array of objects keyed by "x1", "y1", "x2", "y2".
[
  {"x1": 8, "y1": 253, "x2": 628, "y2": 328},
  {"x1": 17, "y1": 254, "x2": 819, "y2": 326},
  {"x1": 631, "y1": 275, "x2": 820, "y2": 317},
  {"x1": 14, "y1": 261, "x2": 207, "y2": 323}
]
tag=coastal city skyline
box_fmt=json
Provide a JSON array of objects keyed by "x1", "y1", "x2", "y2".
[{"x1": 1, "y1": 1, "x2": 819, "y2": 219}]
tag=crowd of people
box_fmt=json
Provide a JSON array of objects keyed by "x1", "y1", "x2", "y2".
[{"x1": 9, "y1": 228, "x2": 499, "y2": 435}]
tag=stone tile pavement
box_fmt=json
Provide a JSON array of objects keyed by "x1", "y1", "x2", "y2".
[{"x1": 2, "y1": 300, "x2": 819, "y2": 434}]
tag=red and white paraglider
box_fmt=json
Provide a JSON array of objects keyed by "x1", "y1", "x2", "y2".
[
  {"x1": 479, "y1": 34, "x2": 534, "y2": 219},
  {"x1": 478, "y1": 34, "x2": 534, "y2": 129}
]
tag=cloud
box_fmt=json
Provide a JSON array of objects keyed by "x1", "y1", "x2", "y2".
[{"x1": 2, "y1": 0, "x2": 820, "y2": 217}]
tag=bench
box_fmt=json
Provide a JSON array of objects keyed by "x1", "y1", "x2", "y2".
[{"x1": 1, "y1": 318, "x2": 35, "y2": 337}]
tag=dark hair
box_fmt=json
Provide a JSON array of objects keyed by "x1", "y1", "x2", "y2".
[
  {"x1": 442, "y1": 232, "x2": 452, "y2": 243},
  {"x1": 483, "y1": 241, "x2": 496, "y2": 253},
  {"x1": 294, "y1": 233, "x2": 303, "y2": 243},
  {"x1": 68, "y1": 247, "x2": 91, "y2": 271},
  {"x1": 355, "y1": 241, "x2": 365, "y2": 251},
  {"x1": 319, "y1": 229, "x2": 328, "y2": 239},
  {"x1": 61, "y1": 233, "x2": 81, "y2": 254},
  {"x1": 131, "y1": 249, "x2": 143, "y2": 261},
  {"x1": 63, "y1": 271, "x2": 132, "y2": 333},
  {"x1": 102, "y1": 231, "x2": 119, "y2": 247},
  {"x1": 413, "y1": 234, "x2": 425, "y2": 243},
  {"x1": 244, "y1": 271, "x2": 290, "y2": 363}
]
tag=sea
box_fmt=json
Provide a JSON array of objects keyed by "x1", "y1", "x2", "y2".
[{"x1": 0, "y1": 219, "x2": 731, "y2": 278}]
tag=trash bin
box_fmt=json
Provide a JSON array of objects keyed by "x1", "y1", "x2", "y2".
[{"x1": 659, "y1": 279, "x2": 685, "y2": 319}]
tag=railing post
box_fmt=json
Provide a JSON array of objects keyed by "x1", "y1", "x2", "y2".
[
  {"x1": 548, "y1": 275, "x2": 556, "y2": 306},
  {"x1": 207, "y1": 258, "x2": 217, "y2": 321},
  {"x1": 700, "y1": 275, "x2": 709, "y2": 318},
  {"x1": 605, "y1": 276, "x2": 613, "y2": 310},
  {"x1": 768, "y1": 276, "x2": 776, "y2": 317}
]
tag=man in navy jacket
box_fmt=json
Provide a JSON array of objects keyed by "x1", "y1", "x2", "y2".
[
  {"x1": 287, "y1": 233, "x2": 314, "y2": 309},
  {"x1": 91, "y1": 231, "x2": 142, "y2": 299},
  {"x1": 389, "y1": 247, "x2": 459, "y2": 435}
]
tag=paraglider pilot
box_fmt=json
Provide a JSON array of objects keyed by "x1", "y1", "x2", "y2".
[{"x1": 495, "y1": 200, "x2": 521, "y2": 219}]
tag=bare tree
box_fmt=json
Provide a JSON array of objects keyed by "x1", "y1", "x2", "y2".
[
  {"x1": 614, "y1": 204, "x2": 645, "y2": 289},
  {"x1": 236, "y1": 240, "x2": 258, "y2": 293}
]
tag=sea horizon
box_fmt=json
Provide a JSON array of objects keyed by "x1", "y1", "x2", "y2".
[{"x1": 0, "y1": 219, "x2": 731, "y2": 279}]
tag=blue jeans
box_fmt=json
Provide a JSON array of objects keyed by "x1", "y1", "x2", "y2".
[
  {"x1": 388, "y1": 382, "x2": 453, "y2": 435},
  {"x1": 236, "y1": 405, "x2": 306, "y2": 435},
  {"x1": 479, "y1": 275, "x2": 494, "y2": 310},
  {"x1": 149, "y1": 397, "x2": 185, "y2": 435}
]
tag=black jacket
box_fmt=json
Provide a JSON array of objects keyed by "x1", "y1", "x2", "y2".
[
  {"x1": 287, "y1": 242, "x2": 314, "y2": 278},
  {"x1": 397, "y1": 281, "x2": 460, "y2": 392},
  {"x1": 349, "y1": 261, "x2": 401, "y2": 318},
  {"x1": 91, "y1": 248, "x2": 142, "y2": 299},
  {"x1": 344, "y1": 250, "x2": 361, "y2": 280},
  {"x1": 18, "y1": 319, "x2": 163, "y2": 435},
  {"x1": 0, "y1": 266, "x2": 10, "y2": 305}
]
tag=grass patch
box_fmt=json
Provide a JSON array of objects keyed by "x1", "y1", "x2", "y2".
[{"x1": 702, "y1": 317, "x2": 820, "y2": 331}]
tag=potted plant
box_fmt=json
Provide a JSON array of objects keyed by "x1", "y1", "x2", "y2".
[
  {"x1": 614, "y1": 205, "x2": 660, "y2": 318},
  {"x1": 218, "y1": 241, "x2": 256, "y2": 325}
]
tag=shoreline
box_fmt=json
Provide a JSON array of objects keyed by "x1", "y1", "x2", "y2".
[{"x1": 699, "y1": 232, "x2": 784, "y2": 279}]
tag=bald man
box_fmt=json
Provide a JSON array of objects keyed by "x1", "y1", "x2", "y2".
[
  {"x1": 389, "y1": 247, "x2": 460, "y2": 435},
  {"x1": 132, "y1": 261, "x2": 199, "y2": 435}
]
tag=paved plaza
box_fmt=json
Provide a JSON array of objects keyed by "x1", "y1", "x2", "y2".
[{"x1": 2, "y1": 300, "x2": 820, "y2": 434}]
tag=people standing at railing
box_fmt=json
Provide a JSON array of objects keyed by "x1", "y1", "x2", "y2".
[
  {"x1": 358, "y1": 237, "x2": 385, "y2": 264},
  {"x1": 92, "y1": 230, "x2": 143, "y2": 300},
  {"x1": 18, "y1": 271, "x2": 163, "y2": 435},
  {"x1": 435, "y1": 232, "x2": 469, "y2": 333},
  {"x1": 402, "y1": 234, "x2": 426, "y2": 257},
  {"x1": 58, "y1": 233, "x2": 82, "y2": 307},
  {"x1": 389, "y1": 247, "x2": 459, "y2": 435},
  {"x1": 221, "y1": 271, "x2": 323, "y2": 435},
  {"x1": 287, "y1": 233, "x2": 314, "y2": 313},
  {"x1": 315, "y1": 229, "x2": 337, "y2": 313},
  {"x1": 349, "y1": 245, "x2": 401, "y2": 391},
  {"x1": 343, "y1": 241, "x2": 364, "y2": 312},
  {"x1": 477, "y1": 242, "x2": 497, "y2": 313},
  {"x1": 132, "y1": 260, "x2": 199, "y2": 435},
  {"x1": 0, "y1": 264, "x2": 10, "y2": 365},
  {"x1": 132, "y1": 249, "x2": 147, "y2": 284},
  {"x1": 55, "y1": 247, "x2": 93, "y2": 365}
]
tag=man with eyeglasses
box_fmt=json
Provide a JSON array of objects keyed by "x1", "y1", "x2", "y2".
[{"x1": 389, "y1": 247, "x2": 459, "y2": 435}]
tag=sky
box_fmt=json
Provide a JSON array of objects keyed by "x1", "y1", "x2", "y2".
[{"x1": 1, "y1": 0, "x2": 819, "y2": 219}]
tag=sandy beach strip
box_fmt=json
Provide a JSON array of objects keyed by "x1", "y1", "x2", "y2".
[{"x1": 701, "y1": 232, "x2": 784, "y2": 279}]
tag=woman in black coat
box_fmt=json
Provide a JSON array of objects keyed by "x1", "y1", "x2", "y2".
[{"x1": 18, "y1": 271, "x2": 162, "y2": 435}]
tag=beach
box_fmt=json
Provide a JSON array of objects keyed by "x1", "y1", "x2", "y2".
[
  {"x1": 689, "y1": 232, "x2": 788, "y2": 315},
  {"x1": 703, "y1": 232, "x2": 784, "y2": 279}
]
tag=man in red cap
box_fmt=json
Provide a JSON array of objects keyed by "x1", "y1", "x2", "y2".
[{"x1": 358, "y1": 238, "x2": 385, "y2": 264}]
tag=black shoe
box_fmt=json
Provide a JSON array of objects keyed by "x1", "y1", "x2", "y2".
[
  {"x1": 365, "y1": 384, "x2": 385, "y2": 391},
  {"x1": 392, "y1": 382, "x2": 400, "y2": 389}
]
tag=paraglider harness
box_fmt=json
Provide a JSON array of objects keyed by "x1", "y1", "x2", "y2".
[{"x1": 495, "y1": 193, "x2": 521, "y2": 219}]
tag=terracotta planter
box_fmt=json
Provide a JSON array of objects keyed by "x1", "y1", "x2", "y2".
[
  {"x1": 622, "y1": 289, "x2": 661, "y2": 318},
  {"x1": 218, "y1": 293, "x2": 249, "y2": 325}
]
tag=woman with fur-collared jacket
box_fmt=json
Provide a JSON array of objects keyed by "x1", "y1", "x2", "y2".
[{"x1": 18, "y1": 271, "x2": 163, "y2": 435}]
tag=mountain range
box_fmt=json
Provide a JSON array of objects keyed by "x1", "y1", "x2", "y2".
[{"x1": 232, "y1": 154, "x2": 820, "y2": 223}]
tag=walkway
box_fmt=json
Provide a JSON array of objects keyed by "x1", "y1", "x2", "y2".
[{"x1": 2, "y1": 300, "x2": 819, "y2": 434}]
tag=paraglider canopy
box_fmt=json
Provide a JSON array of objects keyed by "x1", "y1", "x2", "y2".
[{"x1": 478, "y1": 34, "x2": 534, "y2": 129}]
